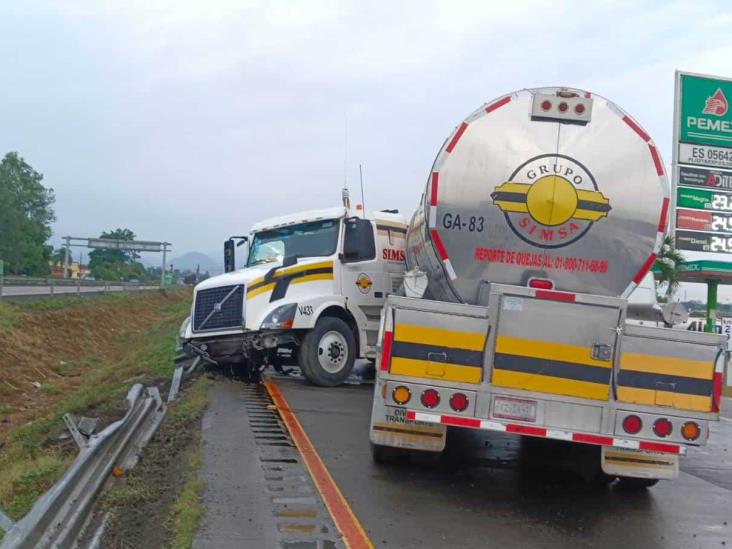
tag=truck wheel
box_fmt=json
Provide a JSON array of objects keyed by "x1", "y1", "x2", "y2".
[
  {"x1": 616, "y1": 476, "x2": 659, "y2": 489},
  {"x1": 299, "y1": 317, "x2": 356, "y2": 387}
]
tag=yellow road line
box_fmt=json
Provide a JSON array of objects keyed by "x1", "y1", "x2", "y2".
[{"x1": 264, "y1": 380, "x2": 373, "y2": 549}]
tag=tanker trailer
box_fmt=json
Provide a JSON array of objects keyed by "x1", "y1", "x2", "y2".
[{"x1": 371, "y1": 87, "x2": 726, "y2": 488}]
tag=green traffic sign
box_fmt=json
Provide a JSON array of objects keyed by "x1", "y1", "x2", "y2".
[{"x1": 680, "y1": 73, "x2": 732, "y2": 148}]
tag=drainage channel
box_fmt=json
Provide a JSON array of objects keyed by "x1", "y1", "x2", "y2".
[{"x1": 239, "y1": 383, "x2": 344, "y2": 549}]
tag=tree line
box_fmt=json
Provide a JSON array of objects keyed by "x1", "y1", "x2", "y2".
[{"x1": 0, "y1": 152, "x2": 152, "y2": 281}]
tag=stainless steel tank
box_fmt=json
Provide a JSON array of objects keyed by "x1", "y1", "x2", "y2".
[{"x1": 407, "y1": 87, "x2": 669, "y2": 304}]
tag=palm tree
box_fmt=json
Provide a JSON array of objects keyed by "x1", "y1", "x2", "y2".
[{"x1": 654, "y1": 236, "x2": 685, "y2": 299}]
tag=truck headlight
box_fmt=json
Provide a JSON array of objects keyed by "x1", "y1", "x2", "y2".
[{"x1": 261, "y1": 303, "x2": 298, "y2": 330}]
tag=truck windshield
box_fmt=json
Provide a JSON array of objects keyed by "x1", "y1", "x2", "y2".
[{"x1": 247, "y1": 219, "x2": 340, "y2": 266}]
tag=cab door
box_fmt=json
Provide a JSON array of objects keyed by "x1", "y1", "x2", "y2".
[{"x1": 339, "y1": 218, "x2": 387, "y2": 352}]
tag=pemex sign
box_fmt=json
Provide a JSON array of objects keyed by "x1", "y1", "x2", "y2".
[{"x1": 674, "y1": 71, "x2": 732, "y2": 254}]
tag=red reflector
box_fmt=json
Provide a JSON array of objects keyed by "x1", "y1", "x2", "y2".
[
  {"x1": 622, "y1": 415, "x2": 642, "y2": 435},
  {"x1": 535, "y1": 289, "x2": 576, "y2": 303},
  {"x1": 528, "y1": 278, "x2": 554, "y2": 290},
  {"x1": 541, "y1": 99, "x2": 552, "y2": 111},
  {"x1": 380, "y1": 331, "x2": 393, "y2": 372},
  {"x1": 653, "y1": 418, "x2": 673, "y2": 438},
  {"x1": 421, "y1": 389, "x2": 440, "y2": 409},
  {"x1": 558, "y1": 102, "x2": 568, "y2": 112},
  {"x1": 449, "y1": 393, "x2": 469, "y2": 412},
  {"x1": 712, "y1": 371, "x2": 723, "y2": 412}
]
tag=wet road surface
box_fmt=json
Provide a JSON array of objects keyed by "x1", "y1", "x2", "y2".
[{"x1": 274, "y1": 376, "x2": 732, "y2": 549}]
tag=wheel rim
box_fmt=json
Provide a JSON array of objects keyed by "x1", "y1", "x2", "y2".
[{"x1": 317, "y1": 330, "x2": 349, "y2": 374}]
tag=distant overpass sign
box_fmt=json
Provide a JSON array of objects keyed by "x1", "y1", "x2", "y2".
[
  {"x1": 87, "y1": 238, "x2": 168, "y2": 252},
  {"x1": 673, "y1": 71, "x2": 732, "y2": 253}
]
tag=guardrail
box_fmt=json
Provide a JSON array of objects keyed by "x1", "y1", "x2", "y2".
[
  {"x1": 0, "y1": 277, "x2": 162, "y2": 300},
  {"x1": 0, "y1": 357, "x2": 201, "y2": 549}
]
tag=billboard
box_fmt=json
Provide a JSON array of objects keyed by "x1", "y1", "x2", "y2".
[{"x1": 674, "y1": 71, "x2": 732, "y2": 254}]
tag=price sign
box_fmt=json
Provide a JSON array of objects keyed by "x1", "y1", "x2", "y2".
[
  {"x1": 673, "y1": 72, "x2": 732, "y2": 243},
  {"x1": 676, "y1": 208, "x2": 732, "y2": 234},
  {"x1": 676, "y1": 230, "x2": 732, "y2": 254},
  {"x1": 676, "y1": 186, "x2": 732, "y2": 212}
]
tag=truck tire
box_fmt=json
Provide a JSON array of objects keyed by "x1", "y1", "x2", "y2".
[
  {"x1": 616, "y1": 476, "x2": 659, "y2": 489},
  {"x1": 299, "y1": 317, "x2": 356, "y2": 387}
]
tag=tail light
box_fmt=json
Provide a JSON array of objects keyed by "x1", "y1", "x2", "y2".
[
  {"x1": 681, "y1": 421, "x2": 701, "y2": 441},
  {"x1": 392, "y1": 386, "x2": 411, "y2": 405},
  {"x1": 528, "y1": 278, "x2": 554, "y2": 290},
  {"x1": 421, "y1": 389, "x2": 440, "y2": 409},
  {"x1": 622, "y1": 415, "x2": 642, "y2": 434},
  {"x1": 653, "y1": 418, "x2": 673, "y2": 438},
  {"x1": 449, "y1": 393, "x2": 469, "y2": 412}
]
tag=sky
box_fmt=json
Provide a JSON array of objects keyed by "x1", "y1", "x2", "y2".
[{"x1": 1, "y1": 0, "x2": 732, "y2": 297}]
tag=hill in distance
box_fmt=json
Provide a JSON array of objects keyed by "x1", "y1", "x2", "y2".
[{"x1": 169, "y1": 251, "x2": 220, "y2": 273}]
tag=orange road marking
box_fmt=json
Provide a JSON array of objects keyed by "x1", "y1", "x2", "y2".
[{"x1": 264, "y1": 379, "x2": 373, "y2": 549}]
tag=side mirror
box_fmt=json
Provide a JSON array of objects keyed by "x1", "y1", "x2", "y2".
[
  {"x1": 224, "y1": 239, "x2": 236, "y2": 273},
  {"x1": 224, "y1": 236, "x2": 248, "y2": 273}
]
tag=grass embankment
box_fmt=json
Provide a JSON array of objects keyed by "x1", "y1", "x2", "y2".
[
  {"x1": 102, "y1": 376, "x2": 209, "y2": 549},
  {"x1": 0, "y1": 290, "x2": 192, "y2": 525}
]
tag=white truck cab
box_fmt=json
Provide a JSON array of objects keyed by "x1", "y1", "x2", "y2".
[{"x1": 180, "y1": 205, "x2": 406, "y2": 385}]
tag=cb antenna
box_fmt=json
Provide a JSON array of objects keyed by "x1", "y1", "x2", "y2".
[{"x1": 359, "y1": 164, "x2": 366, "y2": 218}]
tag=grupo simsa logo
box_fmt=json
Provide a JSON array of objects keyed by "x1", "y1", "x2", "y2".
[{"x1": 491, "y1": 154, "x2": 611, "y2": 249}]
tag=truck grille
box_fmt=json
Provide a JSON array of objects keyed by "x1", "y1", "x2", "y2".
[{"x1": 193, "y1": 285, "x2": 244, "y2": 332}]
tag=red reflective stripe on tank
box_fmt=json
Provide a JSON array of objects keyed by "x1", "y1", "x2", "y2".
[
  {"x1": 632, "y1": 254, "x2": 657, "y2": 284},
  {"x1": 430, "y1": 229, "x2": 449, "y2": 260},
  {"x1": 440, "y1": 415, "x2": 481, "y2": 429},
  {"x1": 535, "y1": 289, "x2": 576, "y2": 303},
  {"x1": 506, "y1": 424, "x2": 547, "y2": 437},
  {"x1": 430, "y1": 172, "x2": 439, "y2": 206},
  {"x1": 446, "y1": 122, "x2": 468, "y2": 153},
  {"x1": 486, "y1": 96, "x2": 511, "y2": 113},
  {"x1": 380, "y1": 331, "x2": 393, "y2": 372},
  {"x1": 712, "y1": 371, "x2": 723, "y2": 412},
  {"x1": 658, "y1": 197, "x2": 670, "y2": 231},
  {"x1": 573, "y1": 433, "x2": 614, "y2": 446},
  {"x1": 639, "y1": 441, "x2": 681, "y2": 454},
  {"x1": 649, "y1": 144, "x2": 664, "y2": 176},
  {"x1": 622, "y1": 115, "x2": 650, "y2": 142}
]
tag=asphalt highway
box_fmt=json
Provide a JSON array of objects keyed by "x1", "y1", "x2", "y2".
[{"x1": 196, "y1": 375, "x2": 731, "y2": 549}]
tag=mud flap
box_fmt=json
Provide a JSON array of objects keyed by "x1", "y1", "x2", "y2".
[
  {"x1": 369, "y1": 384, "x2": 446, "y2": 452},
  {"x1": 601, "y1": 446, "x2": 679, "y2": 480}
]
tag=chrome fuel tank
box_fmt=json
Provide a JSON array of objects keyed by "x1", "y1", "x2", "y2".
[{"x1": 407, "y1": 87, "x2": 669, "y2": 304}]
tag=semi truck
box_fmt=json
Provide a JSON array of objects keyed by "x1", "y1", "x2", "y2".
[
  {"x1": 179, "y1": 205, "x2": 407, "y2": 386},
  {"x1": 369, "y1": 87, "x2": 726, "y2": 487}
]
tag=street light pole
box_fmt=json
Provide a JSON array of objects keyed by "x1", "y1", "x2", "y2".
[{"x1": 63, "y1": 236, "x2": 71, "y2": 279}]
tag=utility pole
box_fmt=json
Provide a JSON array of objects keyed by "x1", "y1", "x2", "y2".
[
  {"x1": 160, "y1": 243, "x2": 169, "y2": 289},
  {"x1": 63, "y1": 236, "x2": 71, "y2": 279}
]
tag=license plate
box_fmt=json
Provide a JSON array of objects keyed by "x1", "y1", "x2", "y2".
[{"x1": 492, "y1": 396, "x2": 537, "y2": 422}]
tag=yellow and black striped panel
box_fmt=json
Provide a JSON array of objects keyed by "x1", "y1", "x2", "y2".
[
  {"x1": 617, "y1": 353, "x2": 714, "y2": 412},
  {"x1": 492, "y1": 336, "x2": 612, "y2": 401},
  {"x1": 246, "y1": 261, "x2": 334, "y2": 301},
  {"x1": 390, "y1": 324, "x2": 485, "y2": 384}
]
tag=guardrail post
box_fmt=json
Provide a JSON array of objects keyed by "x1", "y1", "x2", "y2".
[
  {"x1": 77, "y1": 279, "x2": 81, "y2": 296},
  {"x1": 50, "y1": 278, "x2": 55, "y2": 296}
]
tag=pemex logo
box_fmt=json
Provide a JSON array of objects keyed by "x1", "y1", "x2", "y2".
[
  {"x1": 491, "y1": 154, "x2": 611, "y2": 249},
  {"x1": 702, "y1": 88, "x2": 728, "y2": 117}
]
